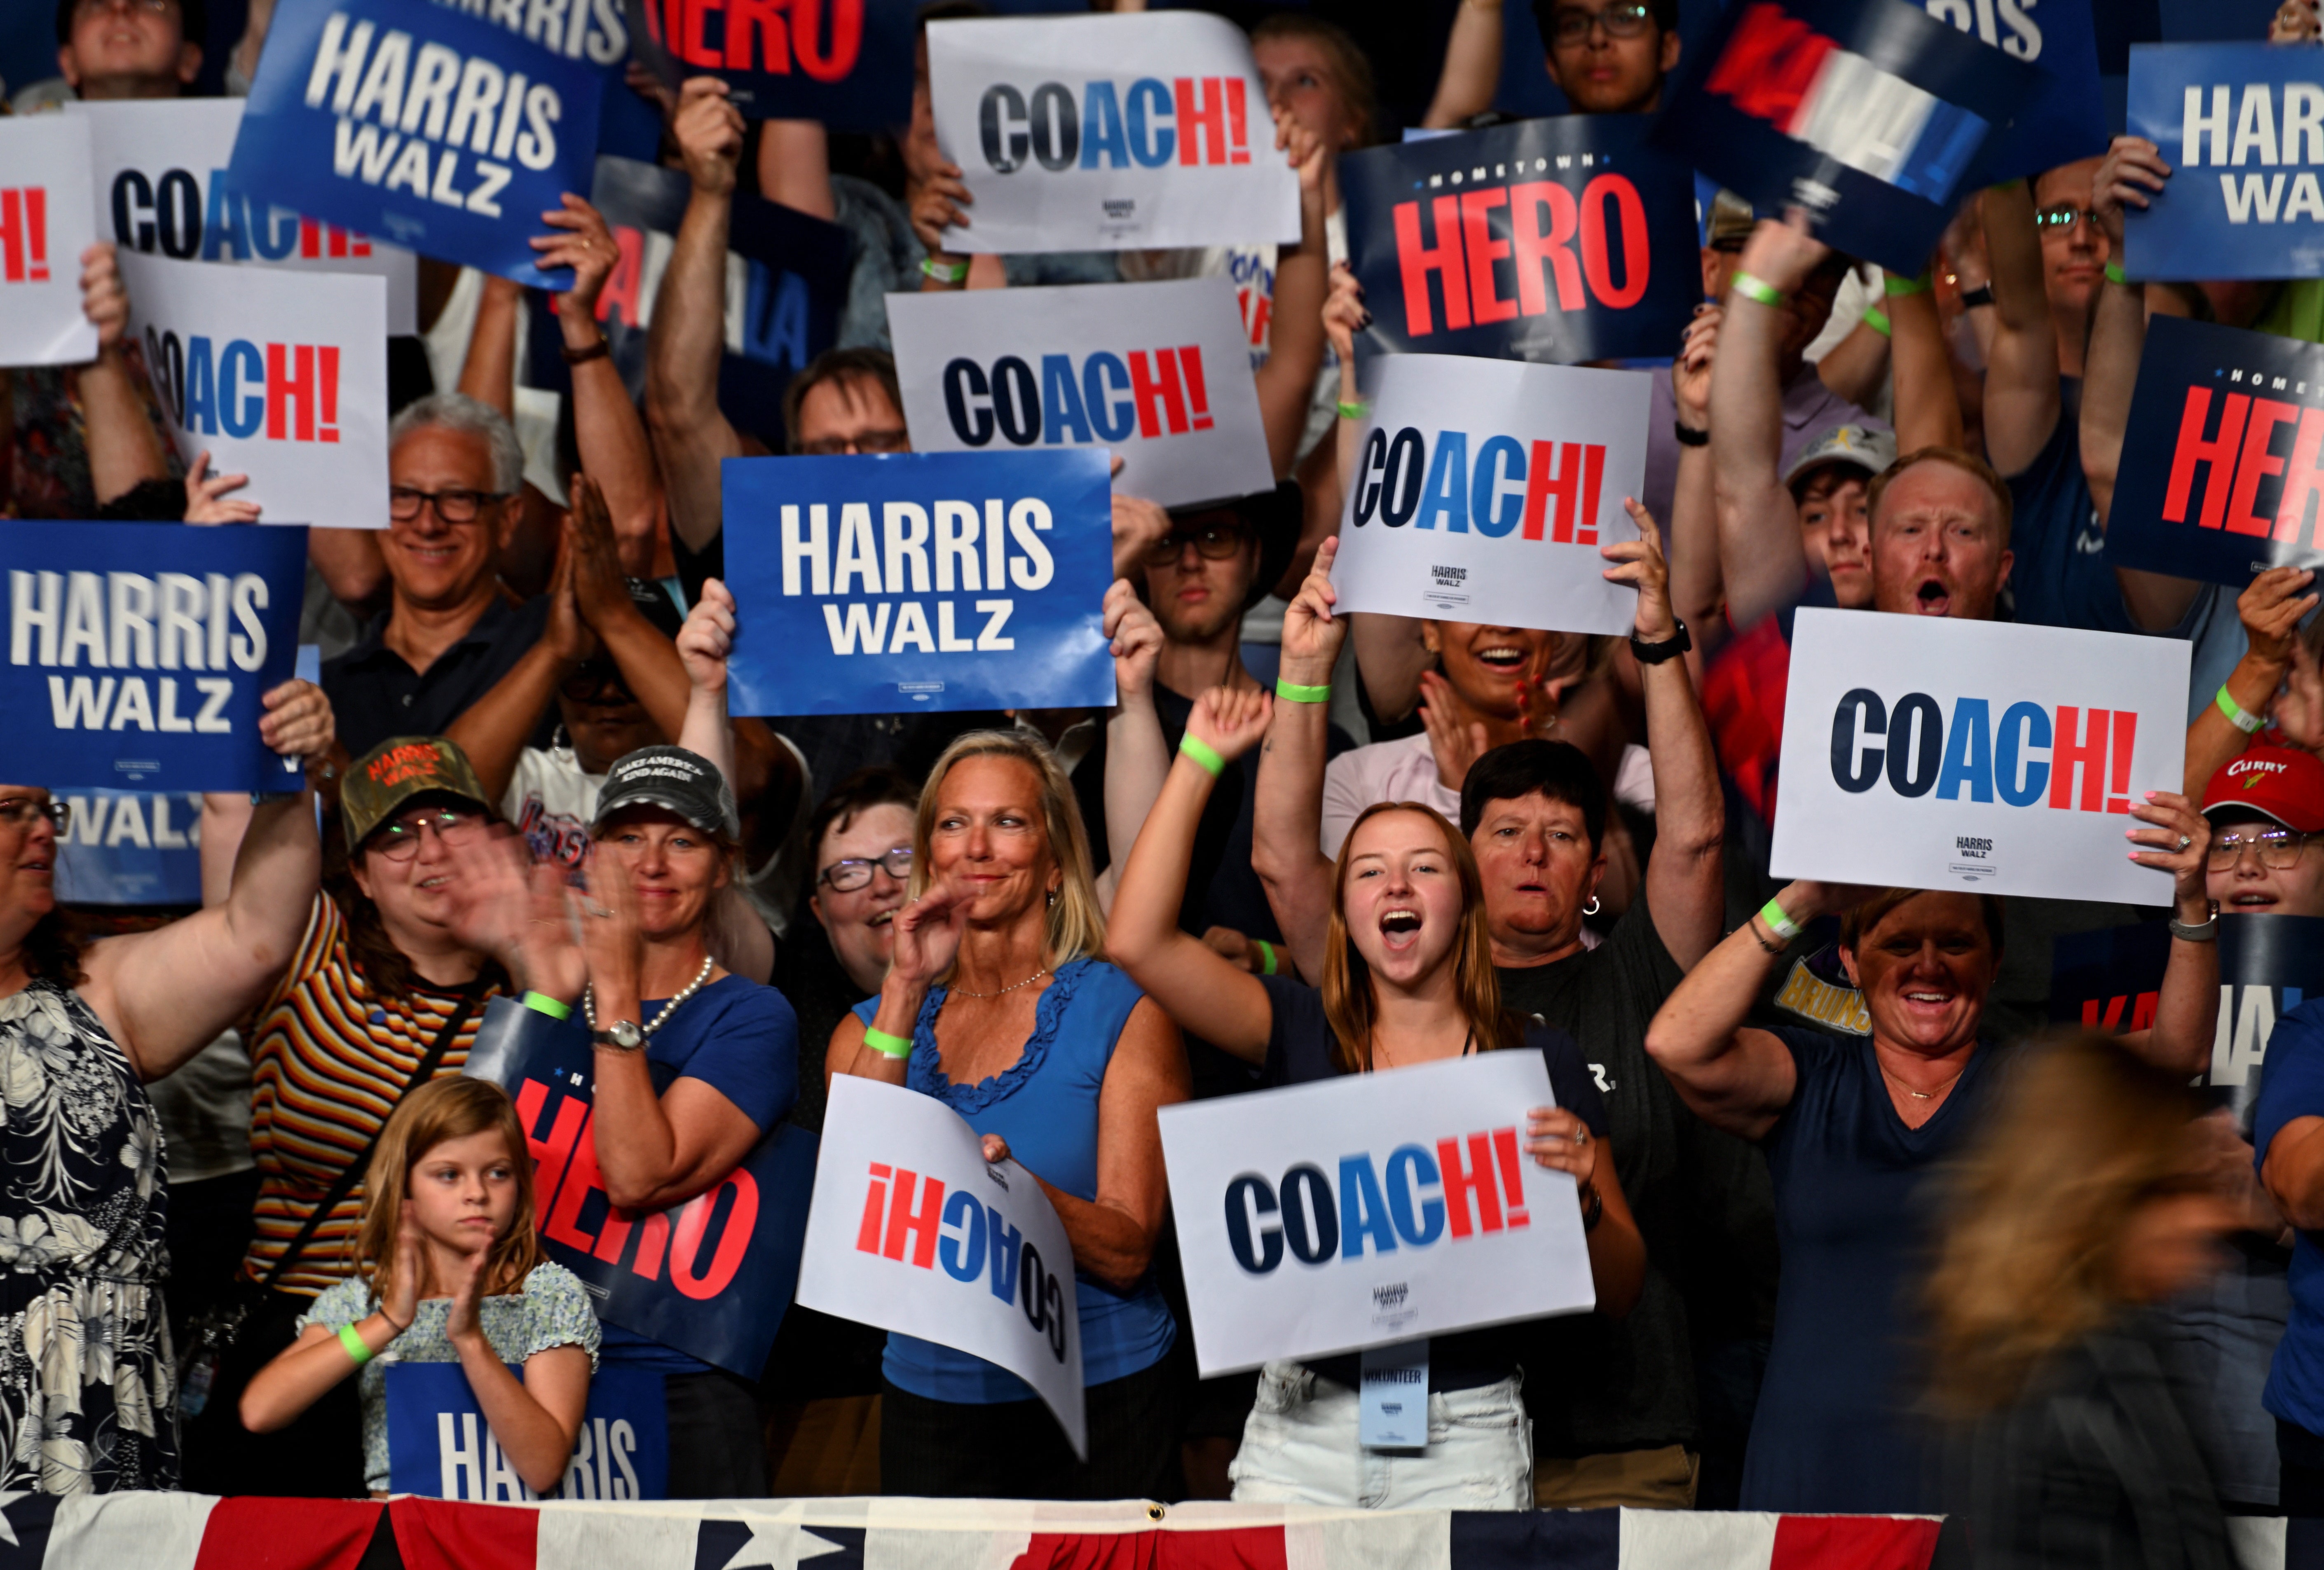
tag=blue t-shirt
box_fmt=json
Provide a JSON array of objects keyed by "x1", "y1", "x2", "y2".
[
  {"x1": 850, "y1": 959, "x2": 1178, "y2": 1403},
  {"x1": 2001, "y1": 394, "x2": 2139, "y2": 636},
  {"x1": 596, "y1": 973, "x2": 799, "y2": 1378},
  {"x1": 2254, "y1": 999, "x2": 2324, "y2": 1437}
]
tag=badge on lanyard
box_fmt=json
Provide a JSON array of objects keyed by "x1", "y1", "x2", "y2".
[{"x1": 1358, "y1": 1339, "x2": 1429, "y2": 1449}]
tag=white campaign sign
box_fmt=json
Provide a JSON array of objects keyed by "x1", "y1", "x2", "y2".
[
  {"x1": 927, "y1": 13, "x2": 1300, "y2": 254},
  {"x1": 1329, "y1": 354, "x2": 1649, "y2": 637},
  {"x1": 887, "y1": 278, "x2": 1274, "y2": 509},
  {"x1": 73, "y1": 100, "x2": 419, "y2": 336},
  {"x1": 1158, "y1": 1051, "x2": 1595, "y2": 1378},
  {"x1": 1769, "y1": 609, "x2": 2193, "y2": 903},
  {"x1": 798, "y1": 1074, "x2": 1087, "y2": 1456},
  {"x1": 0, "y1": 115, "x2": 100, "y2": 369},
  {"x1": 118, "y1": 252, "x2": 389, "y2": 529}
]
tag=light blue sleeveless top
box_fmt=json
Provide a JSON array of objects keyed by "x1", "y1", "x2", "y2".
[{"x1": 850, "y1": 959, "x2": 1177, "y2": 1404}]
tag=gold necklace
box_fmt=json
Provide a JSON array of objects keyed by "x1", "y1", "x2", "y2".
[
  {"x1": 947, "y1": 968, "x2": 1047, "y2": 1000},
  {"x1": 1881, "y1": 1058, "x2": 1966, "y2": 1101}
]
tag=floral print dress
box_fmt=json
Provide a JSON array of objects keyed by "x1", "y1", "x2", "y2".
[{"x1": 0, "y1": 981, "x2": 174, "y2": 1494}]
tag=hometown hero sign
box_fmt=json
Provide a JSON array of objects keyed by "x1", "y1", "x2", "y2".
[
  {"x1": 926, "y1": 12, "x2": 1300, "y2": 254},
  {"x1": 1769, "y1": 609, "x2": 2191, "y2": 905},
  {"x1": 1159, "y1": 1052, "x2": 1595, "y2": 1378},
  {"x1": 799, "y1": 1074, "x2": 1087, "y2": 1456},
  {"x1": 228, "y1": 0, "x2": 603, "y2": 288},
  {"x1": 1329, "y1": 354, "x2": 1649, "y2": 637},
  {"x1": 887, "y1": 277, "x2": 1274, "y2": 510},
  {"x1": 722, "y1": 449, "x2": 1114, "y2": 717}
]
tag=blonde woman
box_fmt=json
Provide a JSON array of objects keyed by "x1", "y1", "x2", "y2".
[
  {"x1": 828, "y1": 731, "x2": 1188, "y2": 1500},
  {"x1": 1926, "y1": 1034, "x2": 2238, "y2": 1568}
]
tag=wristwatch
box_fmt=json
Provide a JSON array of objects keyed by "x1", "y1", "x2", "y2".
[
  {"x1": 1630, "y1": 619, "x2": 1692, "y2": 665},
  {"x1": 1958, "y1": 283, "x2": 1995, "y2": 309},
  {"x1": 592, "y1": 1019, "x2": 645, "y2": 1051},
  {"x1": 2168, "y1": 901, "x2": 2220, "y2": 943}
]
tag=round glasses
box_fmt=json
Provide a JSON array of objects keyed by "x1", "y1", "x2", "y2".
[
  {"x1": 819, "y1": 846, "x2": 913, "y2": 892},
  {"x1": 1549, "y1": 3, "x2": 1653, "y2": 42},
  {"x1": 389, "y1": 487, "x2": 510, "y2": 524},
  {"x1": 370, "y1": 808, "x2": 487, "y2": 862},
  {"x1": 2035, "y1": 206, "x2": 2102, "y2": 233},
  {"x1": 1145, "y1": 524, "x2": 1252, "y2": 568},
  {"x1": 0, "y1": 798, "x2": 70, "y2": 833},
  {"x1": 2209, "y1": 827, "x2": 2312, "y2": 870}
]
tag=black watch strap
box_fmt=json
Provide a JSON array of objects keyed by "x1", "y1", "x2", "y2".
[
  {"x1": 1673, "y1": 421, "x2": 1709, "y2": 447},
  {"x1": 1959, "y1": 283, "x2": 1995, "y2": 309},
  {"x1": 1630, "y1": 618, "x2": 1692, "y2": 665}
]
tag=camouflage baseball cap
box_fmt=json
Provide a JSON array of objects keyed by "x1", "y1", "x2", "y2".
[{"x1": 342, "y1": 737, "x2": 493, "y2": 848}]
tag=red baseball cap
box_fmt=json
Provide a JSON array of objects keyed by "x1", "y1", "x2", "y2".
[{"x1": 2203, "y1": 745, "x2": 2324, "y2": 834}]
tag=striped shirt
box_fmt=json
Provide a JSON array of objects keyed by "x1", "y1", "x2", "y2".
[{"x1": 239, "y1": 896, "x2": 497, "y2": 1297}]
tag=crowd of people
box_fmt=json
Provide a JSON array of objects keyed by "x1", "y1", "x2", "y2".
[{"x1": 14, "y1": 0, "x2": 2324, "y2": 1560}]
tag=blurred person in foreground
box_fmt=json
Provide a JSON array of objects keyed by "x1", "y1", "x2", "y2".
[{"x1": 1927, "y1": 1033, "x2": 2237, "y2": 1570}]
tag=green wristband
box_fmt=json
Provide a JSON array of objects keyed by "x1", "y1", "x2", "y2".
[
  {"x1": 521, "y1": 991, "x2": 572, "y2": 1021},
  {"x1": 2217, "y1": 684, "x2": 2265, "y2": 735},
  {"x1": 863, "y1": 1026, "x2": 912, "y2": 1060},
  {"x1": 1254, "y1": 938, "x2": 1278, "y2": 976},
  {"x1": 1336, "y1": 400, "x2": 1371, "y2": 421},
  {"x1": 1731, "y1": 271, "x2": 1786, "y2": 308},
  {"x1": 920, "y1": 256, "x2": 968, "y2": 284},
  {"x1": 338, "y1": 1323, "x2": 374, "y2": 1366},
  {"x1": 2104, "y1": 260, "x2": 2130, "y2": 286},
  {"x1": 1883, "y1": 269, "x2": 1933, "y2": 297},
  {"x1": 1863, "y1": 307, "x2": 1892, "y2": 338},
  {"x1": 1179, "y1": 735, "x2": 1226, "y2": 777},
  {"x1": 1276, "y1": 678, "x2": 1331, "y2": 703},
  {"x1": 1758, "y1": 898, "x2": 1804, "y2": 943}
]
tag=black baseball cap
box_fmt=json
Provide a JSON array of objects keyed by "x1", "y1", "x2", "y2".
[{"x1": 591, "y1": 746, "x2": 740, "y2": 840}]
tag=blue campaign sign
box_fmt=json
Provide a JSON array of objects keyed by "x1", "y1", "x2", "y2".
[
  {"x1": 385, "y1": 1362, "x2": 670, "y2": 1501},
  {"x1": 722, "y1": 450, "x2": 1116, "y2": 718},
  {"x1": 623, "y1": 0, "x2": 914, "y2": 130},
  {"x1": 2106, "y1": 316, "x2": 2324, "y2": 589},
  {"x1": 462, "y1": 999, "x2": 815, "y2": 1380},
  {"x1": 2125, "y1": 42, "x2": 2324, "y2": 283},
  {"x1": 227, "y1": 0, "x2": 606, "y2": 288},
  {"x1": 1, "y1": 522, "x2": 306, "y2": 795},
  {"x1": 1340, "y1": 116, "x2": 1701, "y2": 366},
  {"x1": 53, "y1": 791, "x2": 206, "y2": 906},
  {"x1": 1653, "y1": 0, "x2": 2038, "y2": 273},
  {"x1": 1913, "y1": 0, "x2": 2106, "y2": 186}
]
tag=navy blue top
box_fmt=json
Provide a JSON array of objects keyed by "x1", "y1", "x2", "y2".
[
  {"x1": 1742, "y1": 1026, "x2": 2002, "y2": 1513},
  {"x1": 596, "y1": 974, "x2": 800, "y2": 1377},
  {"x1": 2000, "y1": 385, "x2": 2139, "y2": 635},
  {"x1": 850, "y1": 959, "x2": 1178, "y2": 1403},
  {"x1": 2255, "y1": 999, "x2": 2324, "y2": 1437}
]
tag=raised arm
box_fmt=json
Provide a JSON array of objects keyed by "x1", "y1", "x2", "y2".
[
  {"x1": 84, "y1": 682, "x2": 332, "y2": 1081},
  {"x1": 535, "y1": 195, "x2": 665, "y2": 575},
  {"x1": 673, "y1": 578, "x2": 791, "y2": 987},
  {"x1": 444, "y1": 526, "x2": 593, "y2": 804},
  {"x1": 1666, "y1": 304, "x2": 1723, "y2": 632},
  {"x1": 1109, "y1": 687, "x2": 1279, "y2": 1060},
  {"x1": 645, "y1": 78, "x2": 750, "y2": 556},
  {"x1": 1981, "y1": 180, "x2": 2060, "y2": 481},
  {"x1": 457, "y1": 274, "x2": 521, "y2": 422},
  {"x1": 77, "y1": 243, "x2": 173, "y2": 506},
  {"x1": 1255, "y1": 112, "x2": 1330, "y2": 480},
  {"x1": 1887, "y1": 267, "x2": 1965, "y2": 454},
  {"x1": 1252, "y1": 540, "x2": 1346, "y2": 981},
  {"x1": 2123, "y1": 793, "x2": 2221, "y2": 1078},
  {"x1": 2184, "y1": 568, "x2": 2318, "y2": 797},
  {"x1": 1709, "y1": 219, "x2": 1826, "y2": 626},
  {"x1": 1095, "y1": 578, "x2": 1170, "y2": 909},
  {"x1": 756, "y1": 119, "x2": 838, "y2": 221},
  {"x1": 1422, "y1": 0, "x2": 1505, "y2": 129}
]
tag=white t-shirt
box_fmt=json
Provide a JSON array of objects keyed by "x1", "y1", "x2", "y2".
[{"x1": 505, "y1": 746, "x2": 604, "y2": 872}]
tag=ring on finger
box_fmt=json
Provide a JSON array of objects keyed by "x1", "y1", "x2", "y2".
[{"x1": 2176, "y1": 833, "x2": 2192, "y2": 852}]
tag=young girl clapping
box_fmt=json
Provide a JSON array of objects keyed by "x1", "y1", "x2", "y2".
[{"x1": 241, "y1": 1077, "x2": 598, "y2": 1497}]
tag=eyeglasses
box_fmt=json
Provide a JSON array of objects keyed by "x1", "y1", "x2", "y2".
[
  {"x1": 389, "y1": 487, "x2": 510, "y2": 524},
  {"x1": 2209, "y1": 826, "x2": 2312, "y2": 870},
  {"x1": 2035, "y1": 205, "x2": 2102, "y2": 233},
  {"x1": 818, "y1": 846, "x2": 913, "y2": 892},
  {"x1": 796, "y1": 430, "x2": 912, "y2": 458},
  {"x1": 1549, "y1": 3, "x2": 1654, "y2": 42},
  {"x1": 370, "y1": 808, "x2": 487, "y2": 862},
  {"x1": 561, "y1": 662, "x2": 632, "y2": 704},
  {"x1": 1145, "y1": 524, "x2": 1252, "y2": 567},
  {"x1": 74, "y1": 0, "x2": 176, "y2": 19},
  {"x1": 0, "y1": 798, "x2": 69, "y2": 833}
]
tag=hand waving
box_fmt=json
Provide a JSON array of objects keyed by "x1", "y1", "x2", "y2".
[
  {"x1": 1104, "y1": 578, "x2": 1163, "y2": 706},
  {"x1": 1186, "y1": 684, "x2": 1273, "y2": 767},
  {"x1": 678, "y1": 578, "x2": 739, "y2": 696}
]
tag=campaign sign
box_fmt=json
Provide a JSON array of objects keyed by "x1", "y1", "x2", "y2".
[
  {"x1": 623, "y1": 0, "x2": 912, "y2": 129},
  {"x1": 1339, "y1": 117, "x2": 1699, "y2": 367},
  {"x1": 1328, "y1": 355, "x2": 1649, "y2": 638},
  {"x1": 53, "y1": 791, "x2": 207, "y2": 906},
  {"x1": 227, "y1": 0, "x2": 606, "y2": 288},
  {"x1": 386, "y1": 1362, "x2": 669, "y2": 1501},
  {"x1": 2048, "y1": 918, "x2": 2172, "y2": 1036},
  {"x1": 1769, "y1": 609, "x2": 2191, "y2": 905},
  {"x1": 926, "y1": 13, "x2": 1300, "y2": 254},
  {"x1": 2106, "y1": 316, "x2": 2324, "y2": 590},
  {"x1": 1158, "y1": 1051, "x2": 1593, "y2": 1379},
  {"x1": 462, "y1": 999, "x2": 817, "y2": 1380},
  {"x1": 887, "y1": 278, "x2": 1274, "y2": 510},
  {"x1": 0, "y1": 522, "x2": 306, "y2": 794},
  {"x1": 1652, "y1": 0, "x2": 2038, "y2": 274},
  {"x1": 722, "y1": 450, "x2": 1115, "y2": 718},
  {"x1": 799, "y1": 1074, "x2": 1086, "y2": 1456},
  {"x1": 2125, "y1": 43, "x2": 2324, "y2": 284},
  {"x1": 119, "y1": 252, "x2": 390, "y2": 531},
  {"x1": 1912, "y1": 0, "x2": 2105, "y2": 185},
  {"x1": 0, "y1": 115, "x2": 100, "y2": 369},
  {"x1": 522, "y1": 155, "x2": 849, "y2": 456},
  {"x1": 75, "y1": 100, "x2": 419, "y2": 337}
]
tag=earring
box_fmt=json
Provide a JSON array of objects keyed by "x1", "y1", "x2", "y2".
[
  {"x1": 1047, "y1": 888, "x2": 1059, "y2": 908},
  {"x1": 1583, "y1": 896, "x2": 1601, "y2": 917}
]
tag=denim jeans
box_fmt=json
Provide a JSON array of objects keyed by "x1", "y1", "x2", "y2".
[{"x1": 1228, "y1": 1362, "x2": 1533, "y2": 1510}]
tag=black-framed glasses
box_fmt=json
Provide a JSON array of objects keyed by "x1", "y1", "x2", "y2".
[
  {"x1": 370, "y1": 808, "x2": 487, "y2": 862},
  {"x1": 797, "y1": 430, "x2": 911, "y2": 458},
  {"x1": 560, "y1": 661, "x2": 632, "y2": 704},
  {"x1": 1549, "y1": 2, "x2": 1653, "y2": 42},
  {"x1": 1146, "y1": 524, "x2": 1251, "y2": 567},
  {"x1": 2209, "y1": 826, "x2": 2312, "y2": 870},
  {"x1": 819, "y1": 846, "x2": 913, "y2": 891},
  {"x1": 389, "y1": 487, "x2": 510, "y2": 524},
  {"x1": 0, "y1": 798, "x2": 69, "y2": 833},
  {"x1": 2035, "y1": 205, "x2": 2102, "y2": 233}
]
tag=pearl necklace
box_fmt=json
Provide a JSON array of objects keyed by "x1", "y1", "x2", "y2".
[
  {"x1": 947, "y1": 967, "x2": 1047, "y2": 1000},
  {"x1": 585, "y1": 954, "x2": 715, "y2": 1039}
]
